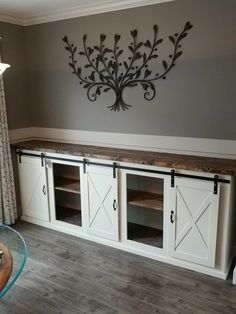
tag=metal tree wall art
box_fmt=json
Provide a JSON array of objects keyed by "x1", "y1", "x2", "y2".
[{"x1": 63, "y1": 22, "x2": 193, "y2": 111}]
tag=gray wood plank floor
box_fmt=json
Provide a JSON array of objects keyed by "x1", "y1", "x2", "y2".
[{"x1": 1, "y1": 221, "x2": 236, "y2": 314}]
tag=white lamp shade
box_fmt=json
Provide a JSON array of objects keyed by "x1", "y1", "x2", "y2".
[{"x1": 0, "y1": 63, "x2": 10, "y2": 75}]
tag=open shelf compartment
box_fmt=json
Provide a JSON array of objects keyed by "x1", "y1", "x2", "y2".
[
  {"x1": 126, "y1": 173, "x2": 164, "y2": 249},
  {"x1": 53, "y1": 163, "x2": 82, "y2": 227}
]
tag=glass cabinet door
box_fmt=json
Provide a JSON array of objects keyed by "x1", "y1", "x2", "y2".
[
  {"x1": 53, "y1": 163, "x2": 82, "y2": 227},
  {"x1": 126, "y1": 173, "x2": 164, "y2": 249}
]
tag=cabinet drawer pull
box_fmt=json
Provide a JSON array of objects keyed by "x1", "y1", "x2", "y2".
[
  {"x1": 170, "y1": 210, "x2": 174, "y2": 223},
  {"x1": 42, "y1": 185, "x2": 46, "y2": 195},
  {"x1": 113, "y1": 199, "x2": 117, "y2": 211}
]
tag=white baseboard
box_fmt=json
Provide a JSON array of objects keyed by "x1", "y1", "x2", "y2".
[
  {"x1": 9, "y1": 127, "x2": 236, "y2": 159},
  {"x1": 233, "y1": 263, "x2": 236, "y2": 284}
]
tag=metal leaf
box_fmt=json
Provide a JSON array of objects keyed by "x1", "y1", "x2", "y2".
[
  {"x1": 141, "y1": 83, "x2": 149, "y2": 91},
  {"x1": 88, "y1": 47, "x2": 94, "y2": 55},
  {"x1": 128, "y1": 45, "x2": 134, "y2": 52},
  {"x1": 104, "y1": 87, "x2": 111, "y2": 92},
  {"x1": 89, "y1": 73, "x2": 95, "y2": 81},
  {"x1": 100, "y1": 34, "x2": 106, "y2": 41},
  {"x1": 135, "y1": 70, "x2": 141, "y2": 79},
  {"x1": 153, "y1": 25, "x2": 158, "y2": 33},
  {"x1": 134, "y1": 52, "x2": 142, "y2": 60},
  {"x1": 62, "y1": 36, "x2": 68, "y2": 43},
  {"x1": 104, "y1": 48, "x2": 113, "y2": 53},
  {"x1": 143, "y1": 53, "x2": 147, "y2": 63},
  {"x1": 174, "y1": 51, "x2": 182, "y2": 61},
  {"x1": 184, "y1": 21, "x2": 193, "y2": 31},
  {"x1": 123, "y1": 61, "x2": 128, "y2": 70},
  {"x1": 144, "y1": 69, "x2": 151, "y2": 78},
  {"x1": 96, "y1": 86, "x2": 101, "y2": 95},
  {"x1": 162, "y1": 60, "x2": 168, "y2": 70},
  {"x1": 117, "y1": 50, "x2": 123, "y2": 57},
  {"x1": 179, "y1": 32, "x2": 188, "y2": 41},
  {"x1": 83, "y1": 34, "x2": 87, "y2": 42},
  {"x1": 136, "y1": 42, "x2": 143, "y2": 49},
  {"x1": 149, "y1": 83, "x2": 155, "y2": 91},
  {"x1": 99, "y1": 74, "x2": 104, "y2": 82},
  {"x1": 144, "y1": 40, "x2": 151, "y2": 48},
  {"x1": 130, "y1": 29, "x2": 137, "y2": 38},
  {"x1": 155, "y1": 38, "x2": 163, "y2": 45},
  {"x1": 114, "y1": 34, "x2": 121, "y2": 43},
  {"x1": 169, "y1": 36, "x2": 175, "y2": 44}
]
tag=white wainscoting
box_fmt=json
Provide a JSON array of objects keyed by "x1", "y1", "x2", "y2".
[
  {"x1": 9, "y1": 127, "x2": 236, "y2": 159},
  {"x1": 233, "y1": 264, "x2": 236, "y2": 284}
]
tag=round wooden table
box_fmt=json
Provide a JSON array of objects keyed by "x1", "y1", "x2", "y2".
[
  {"x1": 0, "y1": 225, "x2": 27, "y2": 299},
  {"x1": 0, "y1": 243, "x2": 13, "y2": 292}
]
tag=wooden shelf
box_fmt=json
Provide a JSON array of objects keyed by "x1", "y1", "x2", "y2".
[
  {"x1": 127, "y1": 189, "x2": 163, "y2": 211},
  {"x1": 55, "y1": 177, "x2": 80, "y2": 194}
]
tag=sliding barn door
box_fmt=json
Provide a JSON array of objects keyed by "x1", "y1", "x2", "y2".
[
  {"x1": 18, "y1": 155, "x2": 49, "y2": 222},
  {"x1": 84, "y1": 165, "x2": 119, "y2": 241},
  {"x1": 169, "y1": 177, "x2": 220, "y2": 267}
]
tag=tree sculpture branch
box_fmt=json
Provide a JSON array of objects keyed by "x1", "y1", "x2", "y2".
[{"x1": 63, "y1": 21, "x2": 193, "y2": 111}]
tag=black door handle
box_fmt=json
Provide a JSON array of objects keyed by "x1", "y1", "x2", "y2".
[
  {"x1": 42, "y1": 185, "x2": 46, "y2": 195},
  {"x1": 170, "y1": 210, "x2": 174, "y2": 223},
  {"x1": 113, "y1": 199, "x2": 117, "y2": 211}
]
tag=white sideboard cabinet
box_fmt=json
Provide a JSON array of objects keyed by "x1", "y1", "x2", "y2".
[{"x1": 15, "y1": 144, "x2": 235, "y2": 280}]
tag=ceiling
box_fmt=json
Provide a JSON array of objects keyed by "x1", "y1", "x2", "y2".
[{"x1": 0, "y1": 0, "x2": 173, "y2": 26}]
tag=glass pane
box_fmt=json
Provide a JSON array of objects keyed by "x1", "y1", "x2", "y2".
[
  {"x1": 0, "y1": 225, "x2": 27, "y2": 298},
  {"x1": 54, "y1": 164, "x2": 81, "y2": 226},
  {"x1": 127, "y1": 174, "x2": 164, "y2": 248}
]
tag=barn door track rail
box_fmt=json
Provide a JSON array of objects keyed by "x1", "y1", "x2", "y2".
[{"x1": 16, "y1": 151, "x2": 230, "y2": 195}]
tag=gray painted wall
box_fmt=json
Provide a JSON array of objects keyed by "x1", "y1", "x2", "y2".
[
  {"x1": 25, "y1": 0, "x2": 236, "y2": 140},
  {"x1": 3, "y1": 0, "x2": 236, "y2": 139},
  {"x1": 0, "y1": 22, "x2": 30, "y2": 130}
]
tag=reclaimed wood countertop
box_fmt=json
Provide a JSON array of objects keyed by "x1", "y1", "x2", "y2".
[{"x1": 11, "y1": 140, "x2": 236, "y2": 176}]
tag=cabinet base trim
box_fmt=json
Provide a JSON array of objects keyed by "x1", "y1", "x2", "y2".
[{"x1": 21, "y1": 216, "x2": 230, "y2": 280}]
